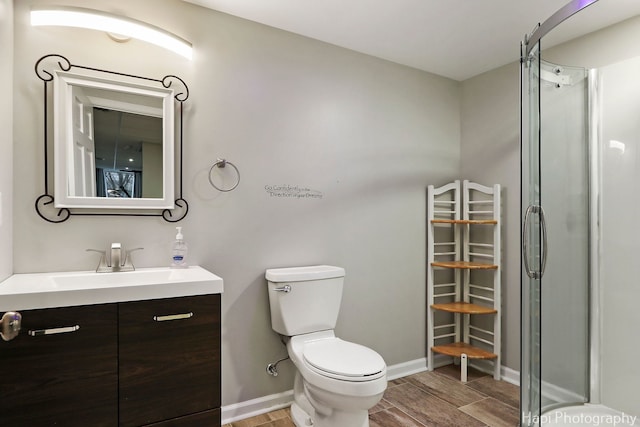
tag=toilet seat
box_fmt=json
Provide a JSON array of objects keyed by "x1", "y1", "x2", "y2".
[{"x1": 302, "y1": 338, "x2": 386, "y2": 382}]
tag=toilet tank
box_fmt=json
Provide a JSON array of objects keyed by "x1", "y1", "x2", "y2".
[{"x1": 266, "y1": 265, "x2": 345, "y2": 336}]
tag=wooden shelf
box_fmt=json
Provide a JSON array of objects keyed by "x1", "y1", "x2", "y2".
[
  {"x1": 431, "y1": 219, "x2": 497, "y2": 225},
  {"x1": 431, "y1": 261, "x2": 497, "y2": 270},
  {"x1": 431, "y1": 302, "x2": 497, "y2": 315},
  {"x1": 431, "y1": 342, "x2": 497, "y2": 360}
]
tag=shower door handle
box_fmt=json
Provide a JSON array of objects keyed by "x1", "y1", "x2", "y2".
[
  {"x1": 539, "y1": 206, "x2": 548, "y2": 278},
  {"x1": 523, "y1": 205, "x2": 548, "y2": 279}
]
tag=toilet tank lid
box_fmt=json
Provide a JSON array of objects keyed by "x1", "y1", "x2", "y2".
[{"x1": 265, "y1": 265, "x2": 345, "y2": 282}]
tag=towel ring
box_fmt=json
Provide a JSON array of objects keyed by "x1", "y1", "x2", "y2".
[{"x1": 208, "y1": 158, "x2": 240, "y2": 192}]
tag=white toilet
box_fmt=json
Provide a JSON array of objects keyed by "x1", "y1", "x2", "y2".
[{"x1": 266, "y1": 265, "x2": 387, "y2": 427}]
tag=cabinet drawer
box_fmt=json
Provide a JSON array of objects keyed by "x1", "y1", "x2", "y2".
[
  {"x1": 0, "y1": 304, "x2": 118, "y2": 426},
  {"x1": 119, "y1": 294, "x2": 221, "y2": 427}
]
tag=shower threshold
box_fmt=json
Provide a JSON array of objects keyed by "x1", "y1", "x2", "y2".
[{"x1": 540, "y1": 404, "x2": 639, "y2": 427}]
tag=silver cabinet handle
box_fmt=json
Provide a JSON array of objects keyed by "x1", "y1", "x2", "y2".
[
  {"x1": 1, "y1": 311, "x2": 22, "y2": 341},
  {"x1": 273, "y1": 285, "x2": 291, "y2": 293},
  {"x1": 28, "y1": 325, "x2": 80, "y2": 336},
  {"x1": 153, "y1": 312, "x2": 194, "y2": 322},
  {"x1": 522, "y1": 204, "x2": 548, "y2": 279}
]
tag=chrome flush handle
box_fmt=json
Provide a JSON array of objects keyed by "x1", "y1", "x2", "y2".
[{"x1": 273, "y1": 285, "x2": 291, "y2": 293}]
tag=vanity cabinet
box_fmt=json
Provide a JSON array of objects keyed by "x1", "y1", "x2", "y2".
[
  {"x1": 0, "y1": 294, "x2": 221, "y2": 427},
  {"x1": 0, "y1": 304, "x2": 119, "y2": 426}
]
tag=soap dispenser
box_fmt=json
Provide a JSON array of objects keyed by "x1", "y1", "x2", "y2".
[{"x1": 171, "y1": 227, "x2": 188, "y2": 268}]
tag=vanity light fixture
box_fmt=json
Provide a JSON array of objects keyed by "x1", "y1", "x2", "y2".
[{"x1": 30, "y1": 7, "x2": 193, "y2": 60}]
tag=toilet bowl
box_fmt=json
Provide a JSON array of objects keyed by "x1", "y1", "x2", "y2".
[
  {"x1": 287, "y1": 330, "x2": 387, "y2": 427},
  {"x1": 266, "y1": 265, "x2": 387, "y2": 427}
]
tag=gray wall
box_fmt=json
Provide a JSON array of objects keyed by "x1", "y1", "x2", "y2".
[
  {"x1": 12, "y1": 0, "x2": 461, "y2": 406},
  {"x1": 599, "y1": 55, "x2": 640, "y2": 417},
  {"x1": 460, "y1": 62, "x2": 521, "y2": 371},
  {"x1": 0, "y1": 0, "x2": 13, "y2": 282}
]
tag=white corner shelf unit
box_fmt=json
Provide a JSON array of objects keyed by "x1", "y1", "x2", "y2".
[{"x1": 427, "y1": 180, "x2": 501, "y2": 382}]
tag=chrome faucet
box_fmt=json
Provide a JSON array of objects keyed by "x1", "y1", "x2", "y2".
[{"x1": 87, "y1": 243, "x2": 144, "y2": 273}]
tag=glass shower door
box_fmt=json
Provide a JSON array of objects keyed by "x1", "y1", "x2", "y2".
[
  {"x1": 521, "y1": 41, "x2": 543, "y2": 427},
  {"x1": 521, "y1": 42, "x2": 591, "y2": 426},
  {"x1": 538, "y1": 58, "x2": 590, "y2": 415}
]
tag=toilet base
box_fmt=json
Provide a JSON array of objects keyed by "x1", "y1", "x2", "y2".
[
  {"x1": 291, "y1": 401, "x2": 313, "y2": 427},
  {"x1": 290, "y1": 401, "x2": 370, "y2": 427},
  {"x1": 313, "y1": 409, "x2": 370, "y2": 427}
]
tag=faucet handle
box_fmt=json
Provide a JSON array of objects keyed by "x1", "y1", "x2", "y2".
[
  {"x1": 86, "y1": 248, "x2": 106, "y2": 256},
  {"x1": 123, "y1": 247, "x2": 144, "y2": 270},
  {"x1": 86, "y1": 249, "x2": 109, "y2": 272}
]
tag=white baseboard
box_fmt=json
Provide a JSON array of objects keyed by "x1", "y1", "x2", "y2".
[
  {"x1": 465, "y1": 359, "x2": 583, "y2": 403},
  {"x1": 467, "y1": 358, "x2": 520, "y2": 386},
  {"x1": 539, "y1": 378, "x2": 585, "y2": 404},
  {"x1": 386, "y1": 357, "x2": 428, "y2": 380},
  {"x1": 500, "y1": 364, "x2": 520, "y2": 386},
  {"x1": 464, "y1": 360, "x2": 585, "y2": 404},
  {"x1": 221, "y1": 358, "x2": 519, "y2": 424},
  {"x1": 222, "y1": 389, "x2": 294, "y2": 424}
]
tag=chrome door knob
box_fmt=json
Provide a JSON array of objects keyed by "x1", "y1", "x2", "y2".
[{"x1": 1, "y1": 311, "x2": 22, "y2": 341}]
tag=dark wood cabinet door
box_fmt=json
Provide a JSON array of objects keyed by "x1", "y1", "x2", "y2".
[
  {"x1": 119, "y1": 294, "x2": 221, "y2": 427},
  {"x1": 0, "y1": 304, "x2": 118, "y2": 427}
]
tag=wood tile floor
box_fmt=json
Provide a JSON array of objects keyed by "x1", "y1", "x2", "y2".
[{"x1": 224, "y1": 365, "x2": 519, "y2": 427}]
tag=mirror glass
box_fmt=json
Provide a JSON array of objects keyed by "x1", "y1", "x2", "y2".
[{"x1": 53, "y1": 70, "x2": 175, "y2": 209}]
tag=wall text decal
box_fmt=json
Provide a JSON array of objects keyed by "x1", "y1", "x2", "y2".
[{"x1": 265, "y1": 185, "x2": 324, "y2": 199}]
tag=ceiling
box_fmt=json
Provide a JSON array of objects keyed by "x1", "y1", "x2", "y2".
[{"x1": 184, "y1": 0, "x2": 640, "y2": 81}]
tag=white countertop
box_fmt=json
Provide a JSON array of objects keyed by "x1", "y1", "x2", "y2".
[{"x1": 0, "y1": 266, "x2": 223, "y2": 311}]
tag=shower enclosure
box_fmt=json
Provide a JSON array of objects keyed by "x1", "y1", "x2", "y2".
[{"x1": 521, "y1": 0, "x2": 640, "y2": 426}]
